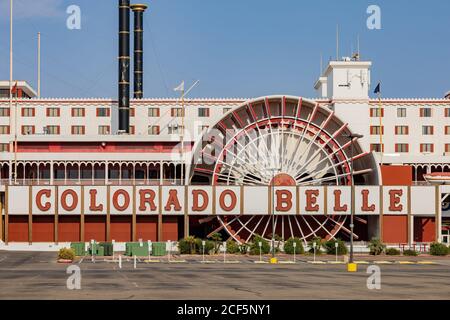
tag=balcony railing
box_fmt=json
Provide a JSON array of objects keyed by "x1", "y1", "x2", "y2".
[{"x1": 0, "y1": 179, "x2": 184, "y2": 186}]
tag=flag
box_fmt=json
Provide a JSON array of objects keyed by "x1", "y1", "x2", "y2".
[
  {"x1": 174, "y1": 81, "x2": 185, "y2": 92},
  {"x1": 11, "y1": 81, "x2": 18, "y2": 95},
  {"x1": 374, "y1": 82, "x2": 381, "y2": 95}
]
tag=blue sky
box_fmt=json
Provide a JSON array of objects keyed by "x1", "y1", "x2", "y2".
[{"x1": 0, "y1": 0, "x2": 449, "y2": 99}]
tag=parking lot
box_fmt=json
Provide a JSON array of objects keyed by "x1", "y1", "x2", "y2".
[{"x1": 0, "y1": 251, "x2": 449, "y2": 300}]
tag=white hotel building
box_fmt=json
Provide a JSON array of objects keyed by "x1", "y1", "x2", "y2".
[{"x1": 0, "y1": 58, "x2": 449, "y2": 247}]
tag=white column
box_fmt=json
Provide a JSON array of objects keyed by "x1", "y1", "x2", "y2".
[
  {"x1": 78, "y1": 164, "x2": 81, "y2": 183},
  {"x1": 105, "y1": 161, "x2": 109, "y2": 185},
  {"x1": 91, "y1": 163, "x2": 94, "y2": 185},
  {"x1": 159, "y1": 161, "x2": 163, "y2": 185},
  {"x1": 64, "y1": 163, "x2": 67, "y2": 184},
  {"x1": 50, "y1": 160, "x2": 54, "y2": 184},
  {"x1": 37, "y1": 163, "x2": 40, "y2": 185},
  {"x1": 119, "y1": 163, "x2": 122, "y2": 185},
  {"x1": 8, "y1": 160, "x2": 12, "y2": 184}
]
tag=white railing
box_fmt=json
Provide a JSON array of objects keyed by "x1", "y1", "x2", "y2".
[{"x1": 0, "y1": 178, "x2": 184, "y2": 186}]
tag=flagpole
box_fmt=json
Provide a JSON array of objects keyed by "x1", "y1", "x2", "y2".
[
  {"x1": 377, "y1": 88, "x2": 383, "y2": 166},
  {"x1": 9, "y1": 0, "x2": 15, "y2": 183},
  {"x1": 181, "y1": 86, "x2": 185, "y2": 185},
  {"x1": 14, "y1": 83, "x2": 18, "y2": 184}
]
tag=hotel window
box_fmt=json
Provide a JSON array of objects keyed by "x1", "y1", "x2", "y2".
[
  {"x1": 21, "y1": 107, "x2": 35, "y2": 117},
  {"x1": 45, "y1": 125, "x2": 60, "y2": 135},
  {"x1": 422, "y1": 126, "x2": 434, "y2": 135},
  {"x1": 0, "y1": 108, "x2": 10, "y2": 117},
  {"x1": 71, "y1": 126, "x2": 85, "y2": 135},
  {"x1": 370, "y1": 144, "x2": 384, "y2": 152},
  {"x1": 444, "y1": 108, "x2": 450, "y2": 117},
  {"x1": 397, "y1": 108, "x2": 407, "y2": 117},
  {"x1": 96, "y1": 108, "x2": 110, "y2": 117},
  {"x1": 171, "y1": 108, "x2": 184, "y2": 117},
  {"x1": 446, "y1": 144, "x2": 450, "y2": 153},
  {"x1": 198, "y1": 125, "x2": 209, "y2": 135},
  {"x1": 223, "y1": 108, "x2": 232, "y2": 114},
  {"x1": 46, "y1": 107, "x2": 60, "y2": 117},
  {"x1": 370, "y1": 108, "x2": 384, "y2": 117},
  {"x1": 98, "y1": 126, "x2": 110, "y2": 135},
  {"x1": 0, "y1": 143, "x2": 9, "y2": 152},
  {"x1": 395, "y1": 144, "x2": 409, "y2": 153},
  {"x1": 395, "y1": 126, "x2": 409, "y2": 135},
  {"x1": 0, "y1": 126, "x2": 10, "y2": 134},
  {"x1": 148, "y1": 125, "x2": 160, "y2": 135},
  {"x1": 168, "y1": 124, "x2": 184, "y2": 135},
  {"x1": 21, "y1": 125, "x2": 35, "y2": 135},
  {"x1": 129, "y1": 125, "x2": 135, "y2": 134},
  {"x1": 148, "y1": 108, "x2": 160, "y2": 117},
  {"x1": 198, "y1": 108, "x2": 210, "y2": 117},
  {"x1": 71, "y1": 108, "x2": 85, "y2": 117},
  {"x1": 370, "y1": 126, "x2": 384, "y2": 135},
  {"x1": 130, "y1": 108, "x2": 135, "y2": 117},
  {"x1": 420, "y1": 108, "x2": 432, "y2": 117},
  {"x1": 420, "y1": 143, "x2": 434, "y2": 153},
  {"x1": 445, "y1": 126, "x2": 450, "y2": 135}
]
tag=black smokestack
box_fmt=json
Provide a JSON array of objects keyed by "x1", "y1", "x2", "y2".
[
  {"x1": 118, "y1": 0, "x2": 130, "y2": 133},
  {"x1": 130, "y1": 4, "x2": 148, "y2": 99}
]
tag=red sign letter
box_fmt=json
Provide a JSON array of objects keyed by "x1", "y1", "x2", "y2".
[
  {"x1": 305, "y1": 189, "x2": 320, "y2": 212},
  {"x1": 139, "y1": 189, "x2": 157, "y2": 211},
  {"x1": 89, "y1": 189, "x2": 103, "y2": 212},
  {"x1": 192, "y1": 190, "x2": 209, "y2": 212},
  {"x1": 389, "y1": 189, "x2": 403, "y2": 212},
  {"x1": 361, "y1": 189, "x2": 375, "y2": 212},
  {"x1": 164, "y1": 189, "x2": 182, "y2": 211},
  {"x1": 113, "y1": 189, "x2": 130, "y2": 212},
  {"x1": 276, "y1": 190, "x2": 292, "y2": 212},
  {"x1": 333, "y1": 190, "x2": 348, "y2": 212},
  {"x1": 219, "y1": 189, "x2": 237, "y2": 212},
  {"x1": 61, "y1": 189, "x2": 78, "y2": 211},
  {"x1": 36, "y1": 189, "x2": 51, "y2": 211}
]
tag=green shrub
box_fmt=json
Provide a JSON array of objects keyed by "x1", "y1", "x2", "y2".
[
  {"x1": 324, "y1": 239, "x2": 348, "y2": 255},
  {"x1": 403, "y1": 249, "x2": 418, "y2": 256},
  {"x1": 429, "y1": 242, "x2": 448, "y2": 256},
  {"x1": 249, "y1": 235, "x2": 270, "y2": 255},
  {"x1": 385, "y1": 248, "x2": 401, "y2": 255},
  {"x1": 239, "y1": 243, "x2": 249, "y2": 255},
  {"x1": 58, "y1": 248, "x2": 75, "y2": 261},
  {"x1": 195, "y1": 239, "x2": 214, "y2": 255},
  {"x1": 178, "y1": 236, "x2": 197, "y2": 254},
  {"x1": 368, "y1": 238, "x2": 385, "y2": 255},
  {"x1": 284, "y1": 237, "x2": 304, "y2": 254},
  {"x1": 308, "y1": 236, "x2": 323, "y2": 254},
  {"x1": 226, "y1": 240, "x2": 240, "y2": 254}
]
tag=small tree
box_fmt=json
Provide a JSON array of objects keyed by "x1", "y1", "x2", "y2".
[
  {"x1": 307, "y1": 236, "x2": 323, "y2": 254},
  {"x1": 209, "y1": 232, "x2": 222, "y2": 254},
  {"x1": 368, "y1": 238, "x2": 385, "y2": 255},
  {"x1": 178, "y1": 236, "x2": 197, "y2": 254},
  {"x1": 284, "y1": 237, "x2": 304, "y2": 254},
  {"x1": 226, "y1": 240, "x2": 240, "y2": 254},
  {"x1": 324, "y1": 239, "x2": 348, "y2": 255},
  {"x1": 429, "y1": 242, "x2": 448, "y2": 256},
  {"x1": 58, "y1": 248, "x2": 75, "y2": 261},
  {"x1": 249, "y1": 235, "x2": 270, "y2": 255}
]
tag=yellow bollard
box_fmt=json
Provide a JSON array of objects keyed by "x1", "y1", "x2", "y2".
[
  {"x1": 347, "y1": 263, "x2": 358, "y2": 272},
  {"x1": 270, "y1": 257, "x2": 278, "y2": 264}
]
